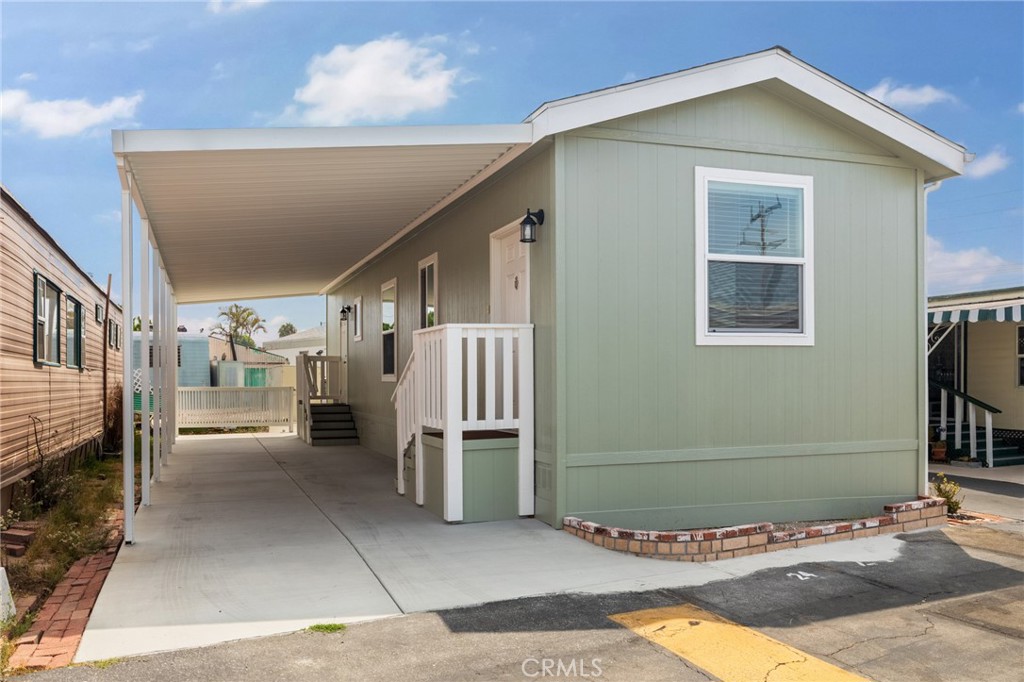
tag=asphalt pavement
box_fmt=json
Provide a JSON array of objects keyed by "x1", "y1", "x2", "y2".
[{"x1": 27, "y1": 522, "x2": 1024, "y2": 682}]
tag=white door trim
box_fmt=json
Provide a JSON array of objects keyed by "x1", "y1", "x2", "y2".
[{"x1": 489, "y1": 220, "x2": 530, "y2": 323}]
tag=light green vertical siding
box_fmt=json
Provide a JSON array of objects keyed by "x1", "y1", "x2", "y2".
[
  {"x1": 560, "y1": 86, "x2": 924, "y2": 529},
  {"x1": 326, "y1": 148, "x2": 557, "y2": 523}
]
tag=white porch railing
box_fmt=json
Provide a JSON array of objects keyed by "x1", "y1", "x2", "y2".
[
  {"x1": 931, "y1": 381, "x2": 1002, "y2": 467},
  {"x1": 296, "y1": 354, "x2": 345, "y2": 444},
  {"x1": 391, "y1": 323, "x2": 534, "y2": 522},
  {"x1": 177, "y1": 387, "x2": 294, "y2": 430}
]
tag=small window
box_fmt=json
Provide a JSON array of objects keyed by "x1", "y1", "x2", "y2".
[
  {"x1": 418, "y1": 253, "x2": 439, "y2": 329},
  {"x1": 1017, "y1": 326, "x2": 1023, "y2": 387},
  {"x1": 34, "y1": 273, "x2": 61, "y2": 365},
  {"x1": 695, "y1": 167, "x2": 814, "y2": 346},
  {"x1": 352, "y1": 295, "x2": 363, "y2": 342},
  {"x1": 381, "y1": 279, "x2": 397, "y2": 381},
  {"x1": 95, "y1": 303, "x2": 104, "y2": 324},
  {"x1": 66, "y1": 296, "x2": 83, "y2": 369}
]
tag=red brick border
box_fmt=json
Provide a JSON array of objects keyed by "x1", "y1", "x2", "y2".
[
  {"x1": 563, "y1": 497, "x2": 947, "y2": 562},
  {"x1": 6, "y1": 512, "x2": 124, "y2": 671}
]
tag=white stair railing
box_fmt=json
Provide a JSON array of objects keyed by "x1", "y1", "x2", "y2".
[
  {"x1": 391, "y1": 323, "x2": 534, "y2": 521},
  {"x1": 296, "y1": 354, "x2": 345, "y2": 444},
  {"x1": 931, "y1": 381, "x2": 1002, "y2": 467}
]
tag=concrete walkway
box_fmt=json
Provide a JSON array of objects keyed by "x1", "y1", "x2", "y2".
[{"x1": 78, "y1": 433, "x2": 920, "y2": 661}]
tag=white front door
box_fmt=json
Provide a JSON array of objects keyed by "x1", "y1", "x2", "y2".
[{"x1": 497, "y1": 229, "x2": 529, "y2": 323}]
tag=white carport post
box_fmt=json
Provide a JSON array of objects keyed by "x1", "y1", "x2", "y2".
[
  {"x1": 162, "y1": 272, "x2": 172, "y2": 461},
  {"x1": 170, "y1": 290, "x2": 178, "y2": 445},
  {"x1": 151, "y1": 249, "x2": 162, "y2": 481},
  {"x1": 140, "y1": 220, "x2": 151, "y2": 506},
  {"x1": 120, "y1": 178, "x2": 135, "y2": 544}
]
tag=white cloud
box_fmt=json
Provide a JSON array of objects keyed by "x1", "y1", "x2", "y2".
[
  {"x1": 177, "y1": 316, "x2": 218, "y2": 335},
  {"x1": 1, "y1": 89, "x2": 143, "y2": 139},
  {"x1": 283, "y1": 35, "x2": 460, "y2": 125},
  {"x1": 964, "y1": 146, "x2": 1011, "y2": 179},
  {"x1": 926, "y1": 235, "x2": 1020, "y2": 293},
  {"x1": 93, "y1": 209, "x2": 122, "y2": 226},
  {"x1": 1017, "y1": 102, "x2": 1024, "y2": 114},
  {"x1": 211, "y1": 61, "x2": 230, "y2": 81},
  {"x1": 207, "y1": 0, "x2": 269, "y2": 14},
  {"x1": 17, "y1": 72, "x2": 36, "y2": 82},
  {"x1": 867, "y1": 78, "x2": 958, "y2": 111},
  {"x1": 126, "y1": 37, "x2": 157, "y2": 53}
]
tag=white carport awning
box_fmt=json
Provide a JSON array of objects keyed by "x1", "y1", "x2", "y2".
[{"x1": 114, "y1": 125, "x2": 533, "y2": 303}]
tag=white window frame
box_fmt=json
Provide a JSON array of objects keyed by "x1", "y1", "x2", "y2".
[
  {"x1": 418, "y1": 252, "x2": 439, "y2": 329},
  {"x1": 352, "y1": 295, "x2": 363, "y2": 342},
  {"x1": 694, "y1": 166, "x2": 815, "y2": 346},
  {"x1": 34, "y1": 273, "x2": 61, "y2": 366},
  {"x1": 380, "y1": 278, "x2": 397, "y2": 382},
  {"x1": 66, "y1": 295, "x2": 83, "y2": 369}
]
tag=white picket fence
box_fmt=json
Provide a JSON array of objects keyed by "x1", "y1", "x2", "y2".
[{"x1": 178, "y1": 387, "x2": 294, "y2": 430}]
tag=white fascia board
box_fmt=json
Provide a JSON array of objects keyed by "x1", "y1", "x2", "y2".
[
  {"x1": 113, "y1": 123, "x2": 533, "y2": 154},
  {"x1": 528, "y1": 50, "x2": 966, "y2": 177}
]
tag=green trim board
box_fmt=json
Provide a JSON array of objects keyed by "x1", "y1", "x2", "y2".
[{"x1": 567, "y1": 440, "x2": 919, "y2": 467}]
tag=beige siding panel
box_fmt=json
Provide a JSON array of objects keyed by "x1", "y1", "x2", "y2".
[
  {"x1": 967, "y1": 322, "x2": 1024, "y2": 429},
  {"x1": 1, "y1": 196, "x2": 123, "y2": 490}
]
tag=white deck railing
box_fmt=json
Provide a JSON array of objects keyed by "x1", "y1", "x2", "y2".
[
  {"x1": 296, "y1": 354, "x2": 345, "y2": 443},
  {"x1": 392, "y1": 323, "x2": 534, "y2": 521},
  {"x1": 177, "y1": 387, "x2": 294, "y2": 430}
]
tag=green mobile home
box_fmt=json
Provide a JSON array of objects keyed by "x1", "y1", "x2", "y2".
[{"x1": 113, "y1": 48, "x2": 967, "y2": 537}]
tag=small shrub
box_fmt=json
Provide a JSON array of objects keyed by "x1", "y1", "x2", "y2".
[{"x1": 932, "y1": 473, "x2": 964, "y2": 515}]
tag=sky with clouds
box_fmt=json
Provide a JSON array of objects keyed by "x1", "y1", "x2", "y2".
[{"x1": 2, "y1": 1, "x2": 1021, "y2": 344}]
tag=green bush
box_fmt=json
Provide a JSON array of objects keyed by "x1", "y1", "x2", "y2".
[{"x1": 931, "y1": 473, "x2": 964, "y2": 515}]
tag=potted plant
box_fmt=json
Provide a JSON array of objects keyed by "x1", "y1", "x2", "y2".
[{"x1": 930, "y1": 436, "x2": 948, "y2": 462}]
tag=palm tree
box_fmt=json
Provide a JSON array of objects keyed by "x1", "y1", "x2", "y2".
[{"x1": 211, "y1": 304, "x2": 266, "y2": 360}]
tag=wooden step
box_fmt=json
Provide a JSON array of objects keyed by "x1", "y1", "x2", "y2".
[
  {"x1": 310, "y1": 404, "x2": 352, "y2": 415},
  {"x1": 311, "y1": 437, "x2": 360, "y2": 446},
  {"x1": 1, "y1": 543, "x2": 26, "y2": 557},
  {"x1": 2, "y1": 527, "x2": 36, "y2": 546},
  {"x1": 310, "y1": 427, "x2": 358, "y2": 439}
]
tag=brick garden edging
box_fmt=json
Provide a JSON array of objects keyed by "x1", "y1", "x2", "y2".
[
  {"x1": 563, "y1": 497, "x2": 947, "y2": 562},
  {"x1": 6, "y1": 511, "x2": 124, "y2": 671}
]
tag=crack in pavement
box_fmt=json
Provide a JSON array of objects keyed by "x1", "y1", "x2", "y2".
[
  {"x1": 826, "y1": 614, "x2": 936, "y2": 660},
  {"x1": 763, "y1": 652, "x2": 809, "y2": 682}
]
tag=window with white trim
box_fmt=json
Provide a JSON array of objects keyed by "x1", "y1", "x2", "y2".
[
  {"x1": 66, "y1": 295, "x2": 83, "y2": 369},
  {"x1": 34, "y1": 273, "x2": 61, "y2": 365},
  {"x1": 418, "y1": 253, "x2": 438, "y2": 329},
  {"x1": 695, "y1": 167, "x2": 814, "y2": 346},
  {"x1": 352, "y1": 295, "x2": 363, "y2": 342},
  {"x1": 381, "y1": 279, "x2": 397, "y2": 381}
]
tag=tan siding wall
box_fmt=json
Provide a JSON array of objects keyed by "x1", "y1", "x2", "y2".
[
  {"x1": 967, "y1": 322, "x2": 1024, "y2": 429},
  {"x1": 0, "y1": 198, "x2": 123, "y2": 490}
]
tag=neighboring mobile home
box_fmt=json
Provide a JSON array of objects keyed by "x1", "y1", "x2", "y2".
[
  {"x1": 113, "y1": 48, "x2": 967, "y2": 537},
  {"x1": 0, "y1": 186, "x2": 124, "y2": 510}
]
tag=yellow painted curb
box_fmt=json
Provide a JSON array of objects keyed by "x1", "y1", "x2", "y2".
[{"x1": 610, "y1": 603, "x2": 867, "y2": 682}]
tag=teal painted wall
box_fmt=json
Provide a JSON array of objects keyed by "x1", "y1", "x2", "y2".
[
  {"x1": 558, "y1": 86, "x2": 925, "y2": 529},
  {"x1": 326, "y1": 148, "x2": 557, "y2": 524}
]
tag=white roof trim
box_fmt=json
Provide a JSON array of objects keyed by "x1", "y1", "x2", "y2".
[
  {"x1": 526, "y1": 48, "x2": 966, "y2": 178},
  {"x1": 113, "y1": 123, "x2": 533, "y2": 154}
]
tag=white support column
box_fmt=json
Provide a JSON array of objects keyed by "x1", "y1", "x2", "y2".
[
  {"x1": 121, "y1": 184, "x2": 135, "y2": 545},
  {"x1": 954, "y1": 397, "x2": 963, "y2": 449},
  {"x1": 442, "y1": 326, "x2": 463, "y2": 522},
  {"x1": 939, "y1": 389, "x2": 948, "y2": 440},
  {"x1": 171, "y1": 292, "x2": 178, "y2": 445},
  {"x1": 152, "y1": 253, "x2": 162, "y2": 481},
  {"x1": 140, "y1": 220, "x2": 151, "y2": 506},
  {"x1": 414, "y1": 336, "x2": 425, "y2": 506},
  {"x1": 517, "y1": 328, "x2": 535, "y2": 517},
  {"x1": 164, "y1": 278, "x2": 174, "y2": 458},
  {"x1": 968, "y1": 404, "x2": 977, "y2": 459},
  {"x1": 984, "y1": 411, "x2": 994, "y2": 468}
]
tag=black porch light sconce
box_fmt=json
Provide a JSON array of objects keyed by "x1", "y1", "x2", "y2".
[
  {"x1": 339, "y1": 305, "x2": 352, "y2": 322},
  {"x1": 520, "y1": 208, "x2": 544, "y2": 244}
]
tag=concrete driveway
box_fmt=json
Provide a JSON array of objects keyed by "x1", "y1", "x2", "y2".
[{"x1": 77, "y1": 433, "x2": 919, "y2": 662}]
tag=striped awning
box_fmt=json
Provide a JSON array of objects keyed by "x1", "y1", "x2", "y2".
[{"x1": 928, "y1": 303, "x2": 1023, "y2": 324}]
